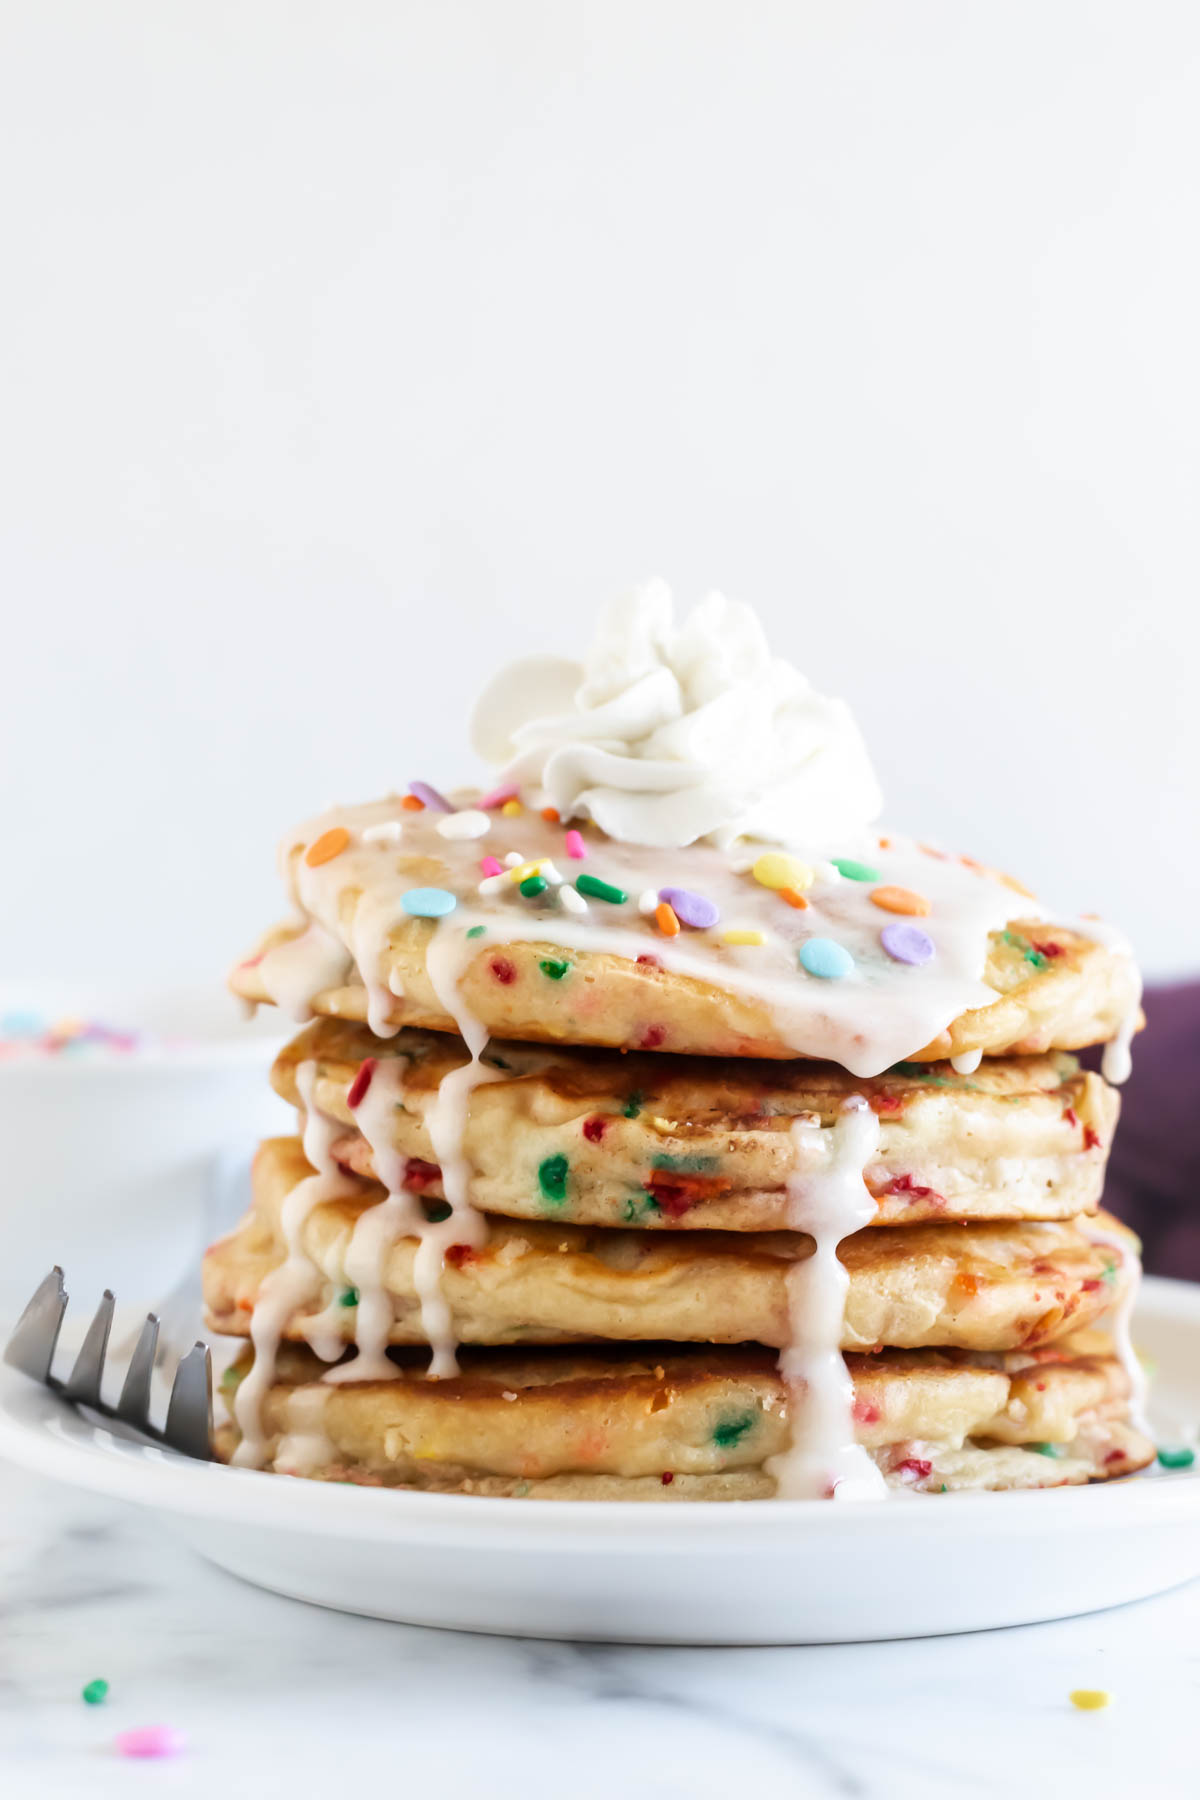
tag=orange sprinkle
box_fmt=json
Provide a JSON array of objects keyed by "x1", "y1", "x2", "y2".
[
  {"x1": 953, "y1": 1271, "x2": 981, "y2": 1297},
  {"x1": 918, "y1": 842, "x2": 948, "y2": 860},
  {"x1": 870, "y1": 885, "x2": 931, "y2": 917},
  {"x1": 541, "y1": 806, "x2": 561, "y2": 823},
  {"x1": 779, "y1": 887, "x2": 809, "y2": 910},
  {"x1": 655, "y1": 901, "x2": 681, "y2": 937},
  {"x1": 878, "y1": 836, "x2": 892, "y2": 849},
  {"x1": 401, "y1": 794, "x2": 425, "y2": 811},
  {"x1": 305, "y1": 826, "x2": 351, "y2": 867}
]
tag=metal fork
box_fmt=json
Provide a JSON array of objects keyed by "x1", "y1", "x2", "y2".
[{"x1": 3, "y1": 1268, "x2": 213, "y2": 1460}]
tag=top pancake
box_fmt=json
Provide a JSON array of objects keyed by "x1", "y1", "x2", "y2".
[{"x1": 229, "y1": 798, "x2": 1140, "y2": 1070}]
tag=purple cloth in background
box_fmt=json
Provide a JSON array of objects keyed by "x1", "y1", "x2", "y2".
[{"x1": 1091, "y1": 983, "x2": 1200, "y2": 1278}]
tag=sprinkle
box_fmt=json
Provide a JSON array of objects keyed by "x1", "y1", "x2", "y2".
[
  {"x1": 501, "y1": 799, "x2": 523, "y2": 817},
  {"x1": 799, "y1": 938, "x2": 855, "y2": 980},
  {"x1": 409, "y1": 780, "x2": 453, "y2": 813},
  {"x1": 538, "y1": 1154, "x2": 569, "y2": 1202},
  {"x1": 520, "y1": 875, "x2": 548, "y2": 898},
  {"x1": 871, "y1": 885, "x2": 931, "y2": 917},
  {"x1": 436, "y1": 809, "x2": 491, "y2": 840},
  {"x1": 540, "y1": 860, "x2": 565, "y2": 885},
  {"x1": 1069, "y1": 1691, "x2": 1111, "y2": 1712},
  {"x1": 541, "y1": 806, "x2": 560, "y2": 822},
  {"x1": 880, "y1": 923, "x2": 935, "y2": 966},
  {"x1": 346, "y1": 1057, "x2": 377, "y2": 1109},
  {"x1": 402, "y1": 887, "x2": 457, "y2": 918},
  {"x1": 477, "y1": 782, "x2": 520, "y2": 809},
  {"x1": 659, "y1": 887, "x2": 720, "y2": 929},
  {"x1": 81, "y1": 1679, "x2": 109, "y2": 1705},
  {"x1": 115, "y1": 1727, "x2": 186, "y2": 1759},
  {"x1": 362, "y1": 820, "x2": 404, "y2": 846},
  {"x1": 401, "y1": 794, "x2": 425, "y2": 811},
  {"x1": 564, "y1": 829, "x2": 587, "y2": 860},
  {"x1": 582, "y1": 1116, "x2": 608, "y2": 1143},
  {"x1": 466, "y1": 925, "x2": 486, "y2": 939},
  {"x1": 638, "y1": 889, "x2": 660, "y2": 917},
  {"x1": 305, "y1": 827, "x2": 350, "y2": 867},
  {"x1": 507, "y1": 858, "x2": 545, "y2": 884},
  {"x1": 712, "y1": 1411, "x2": 756, "y2": 1449},
  {"x1": 751, "y1": 853, "x2": 814, "y2": 892},
  {"x1": 624, "y1": 1092, "x2": 643, "y2": 1118},
  {"x1": 490, "y1": 957, "x2": 516, "y2": 984},
  {"x1": 504, "y1": 852, "x2": 525, "y2": 867},
  {"x1": 661, "y1": 1471, "x2": 674, "y2": 1486},
  {"x1": 539, "y1": 958, "x2": 570, "y2": 980},
  {"x1": 1030, "y1": 1442, "x2": 1067, "y2": 1457},
  {"x1": 576, "y1": 874, "x2": 627, "y2": 904},
  {"x1": 722, "y1": 928, "x2": 765, "y2": 946},
  {"x1": 337, "y1": 1287, "x2": 359, "y2": 1307},
  {"x1": 1157, "y1": 1445, "x2": 1195, "y2": 1469},
  {"x1": 477, "y1": 873, "x2": 508, "y2": 895},
  {"x1": 654, "y1": 901, "x2": 680, "y2": 937},
  {"x1": 832, "y1": 857, "x2": 879, "y2": 882},
  {"x1": 778, "y1": 887, "x2": 808, "y2": 911},
  {"x1": 479, "y1": 856, "x2": 503, "y2": 877},
  {"x1": 560, "y1": 885, "x2": 588, "y2": 915}
]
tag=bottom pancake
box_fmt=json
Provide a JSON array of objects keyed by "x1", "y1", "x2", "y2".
[{"x1": 215, "y1": 1337, "x2": 1153, "y2": 1498}]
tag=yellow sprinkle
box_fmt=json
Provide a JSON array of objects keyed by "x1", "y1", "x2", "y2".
[
  {"x1": 506, "y1": 858, "x2": 545, "y2": 884},
  {"x1": 1069, "y1": 1690, "x2": 1111, "y2": 1711},
  {"x1": 722, "y1": 928, "x2": 765, "y2": 946},
  {"x1": 752, "y1": 852, "x2": 814, "y2": 893},
  {"x1": 501, "y1": 799, "x2": 523, "y2": 816}
]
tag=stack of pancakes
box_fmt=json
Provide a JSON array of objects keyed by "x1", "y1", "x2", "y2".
[{"x1": 207, "y1": 792, "x2": 1151, "y2": 1501}]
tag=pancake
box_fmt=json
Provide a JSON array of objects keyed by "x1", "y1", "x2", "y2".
[
  {"x1": 204, "y1": 1136, "x2": 1137, "y2": 1353},
  {"x1": 273, "y1": 1019, "x2": 1118, "y2": 1229},
  {"x1": 213, "y1": 1337, "x2": 1153, "y2": 1496}
]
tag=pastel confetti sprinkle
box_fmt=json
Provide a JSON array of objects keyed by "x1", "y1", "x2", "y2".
[
  {"x1": 778, "y1": 887, "x2": 809, "y2": 910},
  {"x1": 115, "y1": 1726, "x2": 186, "y2": 1759},
  {"x1": 751, "y1": 853, "x2": 813, "y2": 892},
  {"x1": 1069, "y1": 1691, "x2": 1111, "y2": 1712},
  {"x1": 871, "y1": 885, "x2": 931, "y2": 917},
  {"x1": 1157, "y1": 1445, "x2": 1195, "y2": 1469},
  {"x1": 477, "y1": 782, "x2": 519, "y2": 809},
  {"x1": 799, "y1": 938, "x2": 855, "y2": 980},
  {"x1": 832, "y1": 857, "x2": 879, "y2": 882},
  {"x1": 654, "y1": 901, "x2": 680, "y2": 937},
  {"x1": 362, "y1": 820, "x2": 404, "y2": 846},
  {"x1": 436, "y1": 809, "x2": 491, "y2": 840},
  {"x1": 402, "y1": 887, "x2": 457, "y2": 918},
  {"x1": 305, "y1": 827, "x2": 350, "y2": 867},
  {"x1": 722, "y1": 928, "x2": 765, "y2": 947},
  {"x1": 659, "y1": 887, "x2": 720, "y2": 929},
  {"x1": 564, "y1": 829, "x2": 587, "y2": 860},
  {"x1": 880, "y1": 922, "x2": 935, "y2": 966},
  {"x1": 576, "y1": 874, "x2": 627, "y2": 905},
  {"x1": 501, "y1": 799, "x2": 523, "y2": 816},
  {"x1": 81, "y1": 1679, "x2": 109, "y2": 1705},
  {"x1": 519, "y1": 874, "x2": 548, "y2": 897},
  {"x1": 346, "y1": 1057, "x2": 377, "y2": 1109},
  {"x1": 409, "y1": 780, "x2": 453, "y2": 813},
  {"x1": 479, "y1": 856, "x2": 503, "y2": 877}
]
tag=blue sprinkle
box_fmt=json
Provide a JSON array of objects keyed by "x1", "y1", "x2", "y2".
[
  {"x1": 799, "y1": 937, "x2": 855, "y2": 980},
  {"x1": 401, "y1": 887, "x2": 458, "y2": 918}
]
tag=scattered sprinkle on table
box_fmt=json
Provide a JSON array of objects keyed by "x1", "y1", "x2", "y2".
[
  {"x1": 1157, "y1": 1445, "x2": 1195, "y2": 1469},
  {"x1": 81, "y1": 1679, "x2": 109, "y2": 1705},
  {"x1": 409, "y1": 780, "x2": 453, "y2": 813},
  {"x1": 799, "y1": 938, "x2": 855, "y2": 980},
  {"x1": 831, "y1": 857, "x2": 879, "y2": 882},
  {"x1": 752, "y1": 853, "x2": 813, "y2": 892},
  {"x1": 1069, "y1": 1690, "x2": 1111, "y2": 1712},
  {"x1": 305, "y1": 827, "x2": 350, "y2": 867},
  {"x1": 436, "y1": 808, "x2": 490, "y2": 840},
  {"x1": 564, "y1": 829, "x2": 587, "y2": 860},
  {"x1": 115, "y1": 1726, "x2": 187, "y2": 1759},
  {"x1": 722, "y1": 928, "x2": 765, "y2": 947},
  {"x1": 659, "y1": 886, "x2": 720, "y2": 929},
  {"x1": 881, "y1": 923, "x2": 935, "y2": 966},
  {"x1": 401, "y1": 887, "x2": 457, "y2": 918},
  {"x1": 871, "y1": 885, "x2": 931, "y2": 917},
  {"x1": 576, "y1": 874, "x2": 627, "y2": 904}
]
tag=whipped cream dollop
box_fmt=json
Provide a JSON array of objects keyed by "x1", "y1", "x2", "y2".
[{"x1": 469, "y1": 582, "x2": 883, "y2": 850}]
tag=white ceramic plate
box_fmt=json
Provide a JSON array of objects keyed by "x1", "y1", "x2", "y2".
[{"x1": 2, "y1": 1275, "x2": 1199, "y2": 1645}]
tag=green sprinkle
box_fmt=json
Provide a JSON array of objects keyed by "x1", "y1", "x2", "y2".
[
  {"x1": 538, "y1": 1154, "x2": 569, "y2": 1203},
  {"x1": 1101, "y1": 1258, "x2": 1118, "y2": 1286},
  {"x1": 940, "y1": 1484, "x2": 948, "y2": 1493},
  {"x1": 576, "y1": 873, "x2": 628, "y2": 905},
  {"x1": 1025, "y1": 948, "x2": 1050, "y2": 970},
  {"x1": 711, "y1": 1410, "x2": 757, "y2": 1449},
  {"x1": 623, "y1": 1192, "x2": 662, "y2": 1222},
  {"x1": 423, "y1": 1199, "x2": 452, "y2": 1223},
  {"x1": 520, "y1": 874, "x2": 548, "y2": 897},
  {"x1": 1001, "y1": 929, "x2": 1027, "y2": 951},
  {"x1": 1157, "y1": 1445, "x2": 1195, "y2": 1470},
  {"x1": 337, "y1": 1287, "x2": 359, "y2": 1308},
  {"x1": 466, "y1": 925, "x2": 486, "y2": 939},
  {"x1": 1030, "y1": 1442, "x2": 1067, "y2": 1458},
  {"x1": 81, "y1": 1679, "x2": 109, "y2": 1706},
  {"x1": 832, "y1": 857, "x2": 879, "y2": 882},
  {"x1": 220, "y1": 1364, "x2": 244, "y2": 1392},
  {"x1": 539, "y1": 958, "x2": 570, "y2": 980},
  {"x1": 652, "y1": 1152, "x2": 718, "y2": 1174},
  {"x1": 623, "y1": 1091, "x2": 643, "y2": 1119}
]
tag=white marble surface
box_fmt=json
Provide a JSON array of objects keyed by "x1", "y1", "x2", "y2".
[{"x1": 1, "y1": 1463, "x2": 1197, "y2": 1798}]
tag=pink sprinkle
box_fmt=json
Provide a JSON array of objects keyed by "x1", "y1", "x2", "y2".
[
  {"x1": 564, "y1": 830, "x2": 586, "y2": 860},
  {"x1": 478, "y1": 782, "x2": 520, "y2": 810},
  {"x1": 115, "y1": 1726, "x2": 186, "y2": 1760},
  {"x1": 479, "y1": 856, "x2": 503, "y2": 877}
]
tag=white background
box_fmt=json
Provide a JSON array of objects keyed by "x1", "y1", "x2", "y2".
[{"x1": 2, "y1": 2, "x2": 1197, "y2": 991}]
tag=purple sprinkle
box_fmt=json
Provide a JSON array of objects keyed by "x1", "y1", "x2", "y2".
[
  {"x1": 659, "y1": 886, "x2": 720, "y2": 930},
  {"x1": 409, "y1": 780, "x2": 454, "y2": 814},
  {"x1": 881, "y1": 923, "x2": 935, "y2": 966}
]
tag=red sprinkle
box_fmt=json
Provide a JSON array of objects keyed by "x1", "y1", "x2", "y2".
[
  {"x1": 635, "y1": 953, "x2": 661, "y2": 969},
  {"x1": 1081, "y1": 1279, "x2": 1102, "y2": 1292},
  {"x1": 582, "y1": 1116, "x2": 608, "y2": 1143},
  {"x1": 1083, "y1": 1126, "x2": 1100, "y2": 1150},
  {"x1": 640, "y1": 1024, "x2": 666, "y2": 1049},
  {"x1": 661, "y1": 1471, "x2": 675, "y2": 1486},
  {"x1": 884, "y1": 1173, "x2": 941, "y2": 1201},
  {"x1": 1031, "y1": 940, "x2": 1065, "y2": 958},
  {"x1": 1063, "y1": 1107, "x2": 1080, "y2": 1128},
  {"x1": 895, "y1": 1458, "x2": 933, "y2": 1481},
  {"x1": 870, "y1": 1093, "x2": 904, "y2": 1115},
  {"x1": 404, "y1": 1158, "x2": 442, "y2": 1191},
  {"x1": 490, "y1": 957, "x2": 517, "y2": 985},
  {"x1": 1104, "y1": 1450, "x2": 1126, "y2": 1465},
  {"x1": 445, "y1": 1244, "x2": 476, "y2": 1269},
  {"x1": 346, "y1": 1058, "x2": 377, "y2": 1110},
  {"x1": 852, "y1": 1399, "x2": 881, "y2": 1424}
]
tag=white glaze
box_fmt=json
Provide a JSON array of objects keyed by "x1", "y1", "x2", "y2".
[
  {"x1": 1083, "y1": 1220, "x2": 1150, "y2": 1436},
  {"x1": 765, "y1": 1098, "x2": 887, "y2": 1501},
  {"x1": 273, "y1": 1383, "x2": 338, "y2": 1477},
  {"x1": 256, "y1": 921, "x2": 351, "y2": 1023}
]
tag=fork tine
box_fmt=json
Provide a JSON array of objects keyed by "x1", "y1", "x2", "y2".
[
  {"x1": 61, "y1": 1290, "x2": 115, "y2": 1408},
  {"x1": 115, "y1": 1314, "x2": 160, "y2": 1427},
  {"x1": 4, "y1": 1268, "x2": 69, "y2": 1383},
  {"x1": 163, "y1": 1342, "x2": 213, "y2": 1461}
]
